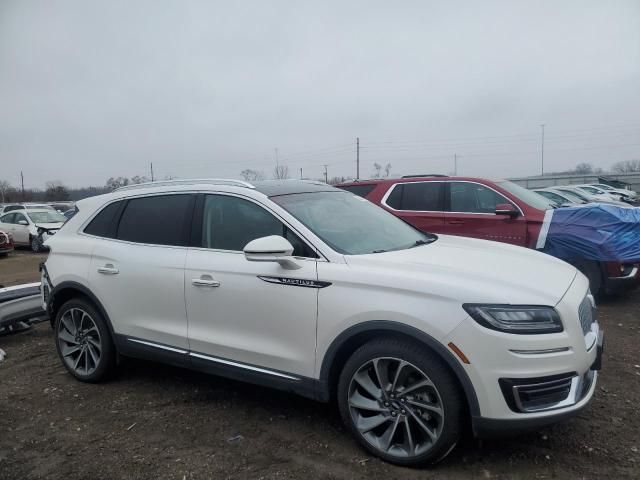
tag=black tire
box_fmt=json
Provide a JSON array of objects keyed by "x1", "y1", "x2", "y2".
[
  {"x1": 54, "y1": 298, "x2": 116, "y2": 383},
  {"x1": 575, "y1": 261, "x2": 603, "y2": 296},
  {"x1": 337, "y1": 338, "x2": 464, "y2": 467},
  {"x1": 30, "y1": 235, "x2": 42, "y2": 253}
]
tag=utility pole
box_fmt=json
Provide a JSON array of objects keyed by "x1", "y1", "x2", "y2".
[
  {"x1": 20, "y1": 171, "x2": 25, "y2": 201},
  {"x1": 356, "y1": 137, "x2": 360, "y2": 180},
  {"x1": 323, "y1": 164, "x2": 328, "y2": 183},
  {"x1": 540, "y1": 124, "x2": 545, "y2": 176},
  {"x1": 150, "y1": 162, "x2": 154, "y2": 182},
  {"x1": 299, "y1": 168, "x2": 303, "y2": 179},
  {"x1": 454, "y1": 154, "x2": 458, "y2": 176}
]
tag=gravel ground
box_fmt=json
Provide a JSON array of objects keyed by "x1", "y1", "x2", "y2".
[{"x1": 1, "y1": 251, "x2": 639, "y2": 479}]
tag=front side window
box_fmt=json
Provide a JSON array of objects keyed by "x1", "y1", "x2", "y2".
[
  {"x1": 449, "y1": 182, "x2": 514, "y2": 213},
  {"x1": 200, "y1": 195, "x2": 316, "y2": 257},
  {"x1": 272, "y1": 191, "x2": 433, "y2": 255},
  {"x1": 117, "y1": 195, "x2": 192, "y2": 246},
  {"x1": 385, "y1": 182, "x2": 444, "y2": 211},
  {"x1": 14, "y1": 213, "x2": 28, "y2": 224}
]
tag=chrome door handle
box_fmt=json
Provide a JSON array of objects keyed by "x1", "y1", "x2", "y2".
[
  {"x1": 97, "y1": 264, "x2": 119, "y2": 275},
  {"x1": 192, "y1": 277, "x2": 220, "y2": 287}
]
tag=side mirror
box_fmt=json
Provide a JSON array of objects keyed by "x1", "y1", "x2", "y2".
[
  {"x1": 243, "y1": 235, "x2": 301, "y2": 270},
  {"x1": 18, "y1": 219, "x2": 29, "y2": 226},
  {"x1": 495, "y1": 203, "x2": 518, "y2": 217}
]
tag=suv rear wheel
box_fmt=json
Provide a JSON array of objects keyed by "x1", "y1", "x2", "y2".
[
  {"x1": 337, "y1": 338, "x2": 463, "y2": 467},
  {"x1": 54, "y1": 298, "x2": 116, "y2": 382}
]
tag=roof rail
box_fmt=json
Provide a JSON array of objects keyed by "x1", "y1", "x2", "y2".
[
  {"x1": 115, "y1": 178, "x2": 256, "y2": 192},
  {"x1": 401, "y1": 174, "x2": 448, "y2": 178}
]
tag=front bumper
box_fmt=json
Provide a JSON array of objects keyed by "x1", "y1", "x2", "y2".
[
  {"x1": 444, "y1": 274, "x2": 602, "y2": 434},
  {"x1": 604, "y1": 265, "x2": 639, "y2": 294}
]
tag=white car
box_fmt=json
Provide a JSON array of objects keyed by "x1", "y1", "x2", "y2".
[
  {"x1": 586, "y1": 184, "x2": 637, "y2": 202},
  {"x1": 0, "y1": 208, "x2": 67, "y2": 252},
  {"x1": 553, "y1": 186, "x2": 629, "y2": 206},
  {"x1": 41, "y1": 179, "x2": 602, "y2": 467}
]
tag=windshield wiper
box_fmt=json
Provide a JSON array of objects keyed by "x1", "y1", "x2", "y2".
[
  {"x1": 410, "y1": 239, "x2": 433, "y2": 248},
  {"x1": 372, "y1": 249, "x2": 387, "y2": 253}
]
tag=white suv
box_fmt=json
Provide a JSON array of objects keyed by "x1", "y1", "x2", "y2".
[{"x1": 41, "y1": 179, "x2": 603, "y2": 467}]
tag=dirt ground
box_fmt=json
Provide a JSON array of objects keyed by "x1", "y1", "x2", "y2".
[{"x1": 0, "y1": 251, "x2": 639, "y2": 479}]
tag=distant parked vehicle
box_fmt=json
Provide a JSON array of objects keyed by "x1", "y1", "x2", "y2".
[
  {"x1": 553, "y1": 186, "x2": 630, "y2": 206},
  {"x1": 0, "y1": 230, "x2": 14, "y2": 257},
  {"x1": 586, "y1": 184, "x2": 637, "y2": 203},
  {"x1": 63, "y1": 209, "x2": 77, "y2": 220},
  {"x1": 533, "y1": 188, "x2": 588, "y2": 206},
  {"x1": 0, "y1": 209, "x2": 66, "y2": 252},
  {"x1": 571, "y1": 185, "x2": 623, "y2": 202},
  {"x1": 0, "y1": 203, "x2": 56, "y2": 215},
  {"x1": 338, "y1": 176, "x2": 639, "y2": 295}
]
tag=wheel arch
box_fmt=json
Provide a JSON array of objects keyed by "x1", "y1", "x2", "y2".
[
  {"x1": 318, "y1": 321, "x2": 480, "y2": 416},
  {"x1": 48, "y1": 281, "x2": 118, "y2": 346}
]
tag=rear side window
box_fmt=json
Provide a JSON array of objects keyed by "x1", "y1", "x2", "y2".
[
  {"x1": 385, "y1": 182, "x2": 444, "y2": 211},
  {"x1": 117, "y1": 195, "x2": 192, "y2": 246},
  {"x1": 84, "y1": 202, "x2": 122, "y2": 238},
  {"x1": 338, "y1": 184, "x2": 376, "y2": 198}
]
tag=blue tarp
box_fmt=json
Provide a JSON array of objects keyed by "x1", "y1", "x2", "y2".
[{"x1": 539, "y1": 204, "x2": 640, "y2": 263}]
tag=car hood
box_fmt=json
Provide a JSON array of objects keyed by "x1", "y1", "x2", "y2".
[
  {"x1": 345, "y1": 234, "x2": 578, "y2": 306},
  {"x1": 34, "y1": 222, "x2": 64, "y2": 229}
]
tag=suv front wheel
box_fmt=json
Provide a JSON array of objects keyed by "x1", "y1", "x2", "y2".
[
  {"x1": 337, "y1": 338, "x2": 463, "y2": 467},
  {"x1": 54, "y1": 298, "x2": 116, "y2": 382}
]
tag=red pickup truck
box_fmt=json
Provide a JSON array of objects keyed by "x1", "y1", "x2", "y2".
[{"x1": 338, "y1": 176, "x2": 639, "y2": 295}]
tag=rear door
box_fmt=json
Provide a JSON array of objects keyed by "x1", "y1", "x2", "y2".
[
  {"x1": 87, "y1": 194, "x2": 194, "y2": 353},
  {"x1": 381, "y1": 181, "x2": 445, "y2": 234},
  {"x1": 444, "y1": 181, "x2": 527, "y2": 245}
]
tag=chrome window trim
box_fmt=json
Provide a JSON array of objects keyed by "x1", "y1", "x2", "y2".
[
  {"x1": 189, "y1": 352, "x2": 299, "y2": 380},
  {"x1": 381, "y1": 180, "x2": 525, "y2": 216}
]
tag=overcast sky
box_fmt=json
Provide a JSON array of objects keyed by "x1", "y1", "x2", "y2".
[{"x1": 1, "y1": 1, "x2": 639, "y2": 188}]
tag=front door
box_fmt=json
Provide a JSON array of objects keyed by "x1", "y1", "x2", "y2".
[
  {"x1": 11, "y1": 212, "x2": 31, "y2": 244},
  {"x1": 185, "y1": 194, "x2": 319, "y2": 378},
  {"x1": 444, "y1": 181, "x2": 527, "y2": 245}
]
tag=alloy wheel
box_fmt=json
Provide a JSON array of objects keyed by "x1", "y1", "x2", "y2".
[
  {"x1": 57, "y1": 308, "x2": 102, "y2": 376},
  {"x1": 348, "y1": 357, "x2": 444, "y2": 458}
]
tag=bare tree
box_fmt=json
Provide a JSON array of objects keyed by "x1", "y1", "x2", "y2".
[
  {"x1": 612, "y1": 159, "x2": 640, "y2": 173},
  {"x1": 105, "y1": 177, "x2": 131, "y2": 190},
  {"x1": 272, "y1": 164, "x2": 289, "y2": 180},
  {"x1": 130, "y1": 175, "x2": 150, "y2": 185},
  {"x1": 0, "y1": 180, "x2": 11, "y2": 203},
  {"x1": 240, "y1": 169, "x2": 266, "y2": 181},
  {"x1": 384, "y1": 163, "x2": 392, "y2": 177},
  {"x1": 45, "y1": 181, "x2": 70, "y2": 201},
  {"x1": 573, "y1": 162, "x2": 593, "y2": 174},
  {"x1": 372, "y1": 163, "x2": 382, "y2": 178}
]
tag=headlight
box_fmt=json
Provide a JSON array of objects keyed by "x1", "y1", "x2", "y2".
[{"x1": 463, "y1": 304, "x2": 563, "y2": 334}]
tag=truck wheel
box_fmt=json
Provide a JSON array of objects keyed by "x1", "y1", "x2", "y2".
[{"x1": 337, "y1": 338, "x2": 463, "y2": 467}]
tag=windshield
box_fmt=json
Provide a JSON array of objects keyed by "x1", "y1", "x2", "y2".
[
  {"x1": 496, "y1": 181, "x2": 554, "y2": 210},
  {"x1": 579, "y1": 186, "x2": 600, "y2": 194},
  {"x1": 557, "y1": 188, "x2": 589, "y2": 201},
  {"x1": 28, "y1": 211, "x2": 66, "y2": 223},
  {"x1": 553, "y1": 189, "x2": 585, "y2": 203},
  {"x1": 593, "y1": 184, "x2": 613, "y2": 190},
  {"x1": 272, "y1": 191, "x2": 434, "y2": 255},
  {"x1": 535, "y1": 190, "x2": 565, "y2": 206}
]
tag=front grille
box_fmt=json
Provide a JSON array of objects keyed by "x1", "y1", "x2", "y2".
[{"x1": 578, "y1": 296, "x2": 595, "y2": 335}]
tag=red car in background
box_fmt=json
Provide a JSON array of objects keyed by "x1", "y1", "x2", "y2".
[
  {"x1": 0, "y1": 230, "x2": 14, "y2": 257},
  {"x1": 338, "y1": 176, "x2": 639, "y2": 295}
]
